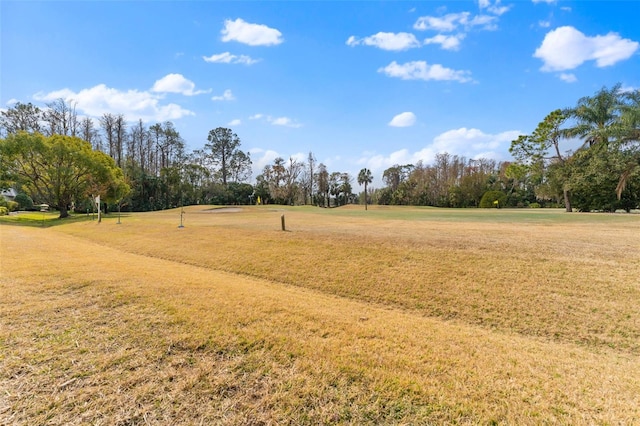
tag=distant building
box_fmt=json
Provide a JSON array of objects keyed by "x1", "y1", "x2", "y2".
[{"x1": 1, "y1": 188, "x2": 17, "y2": 201}]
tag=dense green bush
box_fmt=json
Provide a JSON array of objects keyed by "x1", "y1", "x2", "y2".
[
  {"x1": 479, "y1": 191, "x2": 507, "y2": 208},
  {"x1": 14, "y1": 193, "x2": 34, "y2": 210},
  {"x1": 529, "y1": 202, "x2": 541, "y2": 208},
  {"x1": 0, "y1": 206, "x2": 8, "y2": 216}
]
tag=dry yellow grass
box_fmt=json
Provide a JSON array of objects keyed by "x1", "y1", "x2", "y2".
[
  {"x1": 2, "y1": 206, "x2": 640, "y2": 424},
  {"x1": 62, "y1": 205, "x2": 640, "y2": 353}
]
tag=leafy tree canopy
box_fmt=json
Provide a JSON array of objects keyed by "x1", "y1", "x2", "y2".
[{"x1": 0, "y1": 132, "x2": 130, "y2": 218}]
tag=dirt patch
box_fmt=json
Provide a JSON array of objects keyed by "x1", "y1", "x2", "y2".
[{"x1": 201, "y1": 207, "x2": 243, "y2": 213}]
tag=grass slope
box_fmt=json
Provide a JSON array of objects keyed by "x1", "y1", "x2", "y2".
[{"x1": 2, "y1": 206, "x2": 639, "y2": 424}]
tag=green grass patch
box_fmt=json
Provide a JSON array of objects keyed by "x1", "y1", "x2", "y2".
[
  {"x1": 272, "y1": 204, "x2": 640, "y2": 225},
  {"x1": 0, "y1": 211, "x2": 132, "y2": 227}
]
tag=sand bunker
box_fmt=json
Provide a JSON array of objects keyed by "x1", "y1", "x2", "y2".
[{"x1": 202, "y1": 207, "x2": 243, "y2": 213}]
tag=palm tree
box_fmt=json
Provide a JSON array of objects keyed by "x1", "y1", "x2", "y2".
[
  {"x1": 357, "y1": 168, "x2": 373, "y2": 210},
  {"x1": 615, "y1": 89, "x2": 640, "y2": 199},
  {"x1": 562, "y1": 84, "x2": 623, "y2": 148},
  {"x1": 617, "y1": 89, "x2": 640, "y2": 143}
]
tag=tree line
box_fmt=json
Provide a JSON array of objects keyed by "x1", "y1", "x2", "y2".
[
  {"x1": 510, "y1": 84, "x2": 640, "y2": 212},
  {"x1": 1, "y1": 84, "x2": 639, "y2": 216}
]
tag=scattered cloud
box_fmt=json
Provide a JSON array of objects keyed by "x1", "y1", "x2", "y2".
[
  {"x1": 414, "y1": 12, "x2": 465, "y2": 32},
  {"x1": 151, "y1": 73, "x2": 210, "y2": 96},
  {"x1": 412, "y1": 5, "x2": 505, "y2": 52},
  {"x1": 559, "y1": 73, "x2": 577, "y2": 83},
  {"x1": 33, "y1": 84, "x2": 194, "y2": 122},
  {"x1": 478, "y1": 0, "x2": 511, "y2": 16},
  {"x1": 249, "y1": 113, "x2": 302, "y2": 128},
  {"x1": 221, "y1": 18, "x2": 283, "y2": 46},
  {"x1": 424, "y1": 34, "x2": 465, "y2": 51},
  {"x1": 414, "y1": 12, "x2": 497, "y2": 32},
  {"x1": 532, "y1": 0, "x2": 557, "y2": 3},
  {"x1": 468, "y1": 15, "x2": 500, "y2": 31},
  {"x1": 560, "y1": 6, "x2": 571, "y2": 12},
  {"x1": 247, "y1": 149, "x2": 308, "y2": 177},
  {"x1": 228, "y1": 118, "x2": 242, "y2": 126},
  {"x1": 359, "y1": 148, "x2": 415, "y2": 173},
  {"x1": 432, "y1": 127, "x2": 521, "y2": 156},
  {"x1": 6, "y1": 98, "x2": 18, "y2": 106},
  {"x1": 357, "y1": 127, "x2": 521, "y2": 176},
  {"x1": 248, "y1": 148, "x2": 280, "y2": 176},
  {"x1": 538, "y1": 20, "x2": 551, "y2": 28},
  {"x1": 388, "y1": 112, "x2": 416, "y2": 127},
  {"x1": 211, "y1": 89, "x2": 235, "y2": 101},
  {"x1": 203, "y1": 52, "x2": 260, "y2": 65},
  {"x1": 378, "y1": 61, "x2": 473, "y2": 83},
  {"x1": 270, "y1": 116, "x2": 302, "y2": 128},
  {"x1": 534, "y1": 26, "x2": 639, "y2": 71},
  {"x1": 346, "y1": 32, "x2": 421, "y2": 51},
  {"x1": 618, "y1": 85, "x2": 636, "y2": 94}
]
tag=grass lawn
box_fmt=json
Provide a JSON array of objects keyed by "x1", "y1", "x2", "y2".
[{"x1": 1, "y1": 205, "x2": 639, "y2": 424}]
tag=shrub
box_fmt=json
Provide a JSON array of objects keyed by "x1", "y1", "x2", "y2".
[
  {"x1": 479, "y1": 191, "x2": 507, "y2": 208},
  {"x1": 0, "y1": 206, "x2": 8, "y2": 216},
  {"x1": 0, "y1": 198, "x2": 19, "y2": 212},
  {"x1": 529, "y1": 202, "x2": 541, "y2": 209},
  {"x1": 14, "y1": 193, "x2": 34, "y2": 210}
]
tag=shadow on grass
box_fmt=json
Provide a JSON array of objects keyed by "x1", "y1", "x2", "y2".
[{"x1": 0, "y1": 212, "x2": 133, "y2": 228}]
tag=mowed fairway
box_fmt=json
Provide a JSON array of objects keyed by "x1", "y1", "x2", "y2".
[{"x1": 1, "y1": 206, "x2": 640, "y2": 424}]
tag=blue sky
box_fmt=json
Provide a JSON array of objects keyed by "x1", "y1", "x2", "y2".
[{"x1": 2, "y1": 0, "x2": 639, "y2": 184}]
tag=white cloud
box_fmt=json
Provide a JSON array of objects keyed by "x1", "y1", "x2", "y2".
[
  {"x1": 388, "y1": 112, "x2": 416, "y2": 127},
  {"x1": 221, "y1": 18, "x2": 283, "y2": 46},
  {"x1": 151, "y1": 73, "x2": 210, "y2": 96},
  {"x1": 360, "y1": 148, "x2": 413, "y2": 172},
  {"x1": 346, "y1": 32, "x2": 421, "y2": 51},
  {"x1": 211, "y1": 89, "x2": 235, "y2": 101},
  {"x1": 478, "y1": 0, "x2": 511, "y2": 16},
  {"x1": 270, "y1": 116, "x2": 302, "y2": 128},
  {"x1": 534, "y1": 26, "x2": 639, "y2": 71},
  {"x1": 248, "y1": 148, "x2": 280, "y2": 176},
  {"x1": 6, "y1": 98, "x2": 18, "y2": 106},
  {"x1": 432, "y1": 127, "x2": 521, "y2": 156},
  {"x1": 249, "y1": 113, "x2": 302, "y2": 128},
  {"x1": 538, "y1": 20, "x2": 551, "y2": 28},
  {"x1": 414, "y1": 12, "x2": 497, "y2": 32},
  {"x1": 33, "y1": 84, "x2": 194, "y2": 122},
  {"x1": 357, "y1": 127, "x2": 521, "y2": 178},
  {"x1": 532, "y1": 0, "x2": 557, "y2": 3},
  {"x1": 559, "y1": 73, "x2": 577, "y2": 83},
  {"x1": 414, "y1": 12, "x2": 469, "y2": 32},
  {"x1": 203, "y1": 52, "x2": 260, "y2": 65},
  {"x1": 424, "y1": 34, "x2": 466, "y2": 50},
  {"x1": 228, "y1": 119, "x2": 242, "y2": 126},
  {"x1": 378, "y1": 61, "x2": 473, "y2": 83},
  {"x1": 468, "y1": 15, "x2": 499, "y2": 31}
]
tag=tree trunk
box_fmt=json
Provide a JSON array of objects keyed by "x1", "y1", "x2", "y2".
[
  {"x1": 563, "y1": 188, "x2": 572, "y2": 212},
  {"x1": 364, "y1": 182, "x2": 368, "y2": 210},
  {"x1": 59, "y1": 205, "x2": 69, "y2": 218}
]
